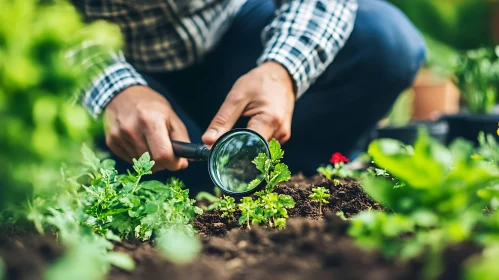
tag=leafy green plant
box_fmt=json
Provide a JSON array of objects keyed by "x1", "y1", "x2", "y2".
[
  {"x1": 348, "y1": 128, "x2": 499, "y2": 278},
  {"x1": 238, "y1": 197, "x2": 260, "y2": 230},
  {"x1": 475, "y1": 132, "x2": 499, "y2": 164},
  {"x1": 234, "y1": 139, "x2": 295, "y2": 230},
  {"x1": 219, "y1": 196, "x2": 236, "y2": 219},
  {"x1": 252, "y1": 139, "x2": 291, "y2": 192},
  {"x1": 310, "y1": 187, "x2": 330, "y2": 215},
  {"x1": 79, "y1": 146, "x2": 202, "y2": 241},
  {"x1": 453, "y1": 46, "x2": 499, "y2": 114},
  {"x1": 0, "y1": 0, "x2": 122, "y2": 211}
]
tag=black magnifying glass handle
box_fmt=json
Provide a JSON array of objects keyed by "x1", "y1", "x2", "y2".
[{"x1": 171, "y1": 140, "x2": 210, "y2": 161}]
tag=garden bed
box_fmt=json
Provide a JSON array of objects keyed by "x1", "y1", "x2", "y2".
[{"x1": 0, "y1": 174, "x2": 480, "y2": 280}]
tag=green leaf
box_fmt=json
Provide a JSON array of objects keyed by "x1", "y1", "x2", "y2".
[
  {"x1": 156, "y1": 228, "x2": 201, "y2": 264},
  {"x1": 81, "y1": 143, "x2": 100, "y2": 171},
  {"x1": 368, "y1": 128, "x2": 451, "y2": 189},
  {"x1": 359, "y1": 173, "x2": 410, "y2": 212},
  {"x1": 133, "y1": 152, "x2": 155, "y2": 176},
  {"x1": 278, "y1": 195, "x2": 295, "y2": 208},
  {"x1": 105, "y1": 252, "x2": 135, "y2": 272},
  {"x1": 144, "y1": 203, "x2": 158, "y2": 214},
  {"x1": 252, "y1": 153, "x2": 268, "y2": 174},
  {"x1": 269, "y1": 163, "x2": 291, "y2": 187},
  {"x1": 139, "y1": 180, "x2": 169, "y2": 194},
  {"x1": 269, "y1": 139, "x2": 284, "y2": 161}
]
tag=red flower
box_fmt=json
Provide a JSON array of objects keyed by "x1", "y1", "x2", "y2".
[{"x1": 330, "y1": 152, "x2": 349, "y2": 165}]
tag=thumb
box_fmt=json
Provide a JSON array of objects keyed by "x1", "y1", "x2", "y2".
[{"x1": 202, "y1": 95, "x2": 246, "y2": 145}]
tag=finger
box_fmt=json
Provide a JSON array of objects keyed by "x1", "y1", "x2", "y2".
[
  {"x1": 273, "y1": 119, "x2": 292, "y2": 144},
  {"x1": 202, "y1": 93, "x2": 247, "y2": 145},
  {"x1": 247, "y1": 114, "x2": 275, "y2": 141},
  {"x1": 106, "y1": 137, "x2": 133, "y2": 164},
  {"x1": 144, "y1": 119, "x2": 185, "y2": 172},
  {"x1": 106, "y1": 129, "x2": 135, "y2": 163}
]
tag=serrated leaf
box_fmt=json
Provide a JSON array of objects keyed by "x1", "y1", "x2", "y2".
[
  {"x1": 269, "y1": 139, "x2": 284, "y2": 161},
  {"x1": 133, "y1": 152, "x2": 155, "y2": 176},
  {"x1": 252, "y1": 153, "x2": 268, "y2": 174},
  {"x1": 269, "y1": 163, "x2": 291, "y2": 187}
]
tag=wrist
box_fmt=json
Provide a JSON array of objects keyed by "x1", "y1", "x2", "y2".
[{"x1": 258, "y1": 61, "x2": 296, "y2": 97}]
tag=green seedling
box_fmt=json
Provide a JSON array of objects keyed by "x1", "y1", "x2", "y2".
[
  {"x1": 219, "y1": 196, "x2": 236, "y2": 219},
  {"x1": 236, "y1": 139, "x2": 295, "y2": 230},
  {"x1": 333, "y1": 179, "x2": 340, "y2": 186},
  {"x1": 310, "y1": 187, "x2": 330, "y2": 215}
]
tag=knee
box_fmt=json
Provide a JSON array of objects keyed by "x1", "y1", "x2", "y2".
[{"x1": 351, "y1": 0, "x2": 427, "y2": 89}]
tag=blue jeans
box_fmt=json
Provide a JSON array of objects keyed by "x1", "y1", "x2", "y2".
[{"x1": 100, "y1": 0, "x2": 426, "y2": 193}]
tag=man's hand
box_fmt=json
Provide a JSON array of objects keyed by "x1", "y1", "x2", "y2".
[
  {"x1": 103, "y1": 85, "x2": 190, "y2": 172},
  {"x1": 202, "y1": 61, "x2": 295, "y2": 145}
]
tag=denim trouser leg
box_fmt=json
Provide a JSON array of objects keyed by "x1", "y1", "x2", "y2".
[{"x1": 98, "y1": 0, "x2": 427, "y2": 194}]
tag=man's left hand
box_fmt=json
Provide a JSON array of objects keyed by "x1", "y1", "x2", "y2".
[{"x1": 202, "y1": 62, "x2": 295, "y2": 146}]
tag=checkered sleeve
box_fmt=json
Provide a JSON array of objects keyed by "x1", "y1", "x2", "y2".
[
  {"x1": 81, "y1": 51, "x2": 148, "y2": 118},
  {"x1": 257, "y1": 0, "x2": 358, "y2": 98}
]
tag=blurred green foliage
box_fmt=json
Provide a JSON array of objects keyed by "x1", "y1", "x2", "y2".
[
  {"x1": 0, "y1": 0, "x2": 121, "y2": 210},
  {"x1": 453, "y1": 46, "x2": 499, "y2": 113},
  {"x1": 389, "y1": 0, "x2": 494, "y2": 50}
]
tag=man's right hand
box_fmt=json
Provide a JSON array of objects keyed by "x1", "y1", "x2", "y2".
[{"x1": 103, "y1": 85, "x2": 190, "y2": 172}]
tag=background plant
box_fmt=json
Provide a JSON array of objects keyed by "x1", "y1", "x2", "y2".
[
  {"x1": 348, "y1": 128, "x2": 499, "y2": 278},
  {"x1": 0, "y1": 0, "x2": 121, "y2": 211},
  {"x1": 317, "y1": 152, "x2": 352, "y2": 179},
  {"x1": 453, "y1": 46, "x2": 499, "y2": 114}
]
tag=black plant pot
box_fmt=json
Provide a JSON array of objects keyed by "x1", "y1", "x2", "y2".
[
  {"x1": 373, "y1": 120, "x2": 449, "y2": 146},
  {"x1": 441, "y1": 113, "x2": 499, "y2": 145}
]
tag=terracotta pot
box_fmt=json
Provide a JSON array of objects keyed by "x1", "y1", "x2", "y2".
[{"x1": 411, "y1": 69, "x2": 461, "y2": 121}]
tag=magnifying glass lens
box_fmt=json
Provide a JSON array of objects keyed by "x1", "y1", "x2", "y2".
[{"x1": 211, "y1": 131, "x2": 268, "y2": 193}]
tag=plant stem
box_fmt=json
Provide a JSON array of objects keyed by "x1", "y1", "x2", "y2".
[
  {"x1": 319, "y1": 201, "x2": 322, "y2": 215},
  {"x1": 130, "y1": 175, "x2": 142, "y2": 195}
]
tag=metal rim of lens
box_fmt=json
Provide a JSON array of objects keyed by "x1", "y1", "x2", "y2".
[{"x1": 207, "y1": 128, "x2": 270, "y2": 196}]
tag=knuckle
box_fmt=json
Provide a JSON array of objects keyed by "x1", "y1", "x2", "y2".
[
  {"x1": 212, "y1": 115, "x2": 230, "y2": 127},
  {"x1": 154, "y1": 150, "x2": 171, "y2": 163},
  {"x1": 270, "y1": 114, "x2": 284, "y2": 128},
  {"x1": 120, "y1": 123, "x2": 135, "y2": 137}
]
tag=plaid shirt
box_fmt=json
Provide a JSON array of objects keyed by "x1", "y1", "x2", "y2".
[{"x1": 76, "y1": 0, "x2": 358, "y2": 117}]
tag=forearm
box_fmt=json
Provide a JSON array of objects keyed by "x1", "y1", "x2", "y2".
[{"x1": 258, "y1": 0, "x2": 358, "y2": 98}]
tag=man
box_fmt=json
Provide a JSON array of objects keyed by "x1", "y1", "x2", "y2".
[{"x1": 74, "y1": 0, "x2": 426, "y2": 192}]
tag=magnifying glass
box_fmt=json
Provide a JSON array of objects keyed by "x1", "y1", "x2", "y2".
[{"x1": 171, "y1": 128, "x2": 270, "y2": 196}]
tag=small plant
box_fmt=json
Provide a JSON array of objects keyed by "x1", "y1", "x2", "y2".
[
  {"x1": 236, "y1": 139, "x2": 295, "y2": 230},
  {"x1": 317, "y1": 152, "x2": 353, "y2": 179},
  {"x1": 310, "y1": 187, "x2": 330, "y2": 215},
  {"x1": 219, "y1": 196, "x2": 236, "y2": 219},
  {"x1": 238, "y1": 197, "x2": 260, "y2": 230},
  {"x1": 333, "y1": 179, "x2": 340, "y2": 186},
  {"x1": 453, "y1": 46, "x2": 499, "y2": 114}
]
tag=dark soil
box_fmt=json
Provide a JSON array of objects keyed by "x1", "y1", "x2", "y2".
[
  {"x1": 0, "y1": 226, "x2": 63, "y2": 280},
  {"x1": 0, "y1": 174, "x2": 482, "y2": 280}
]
